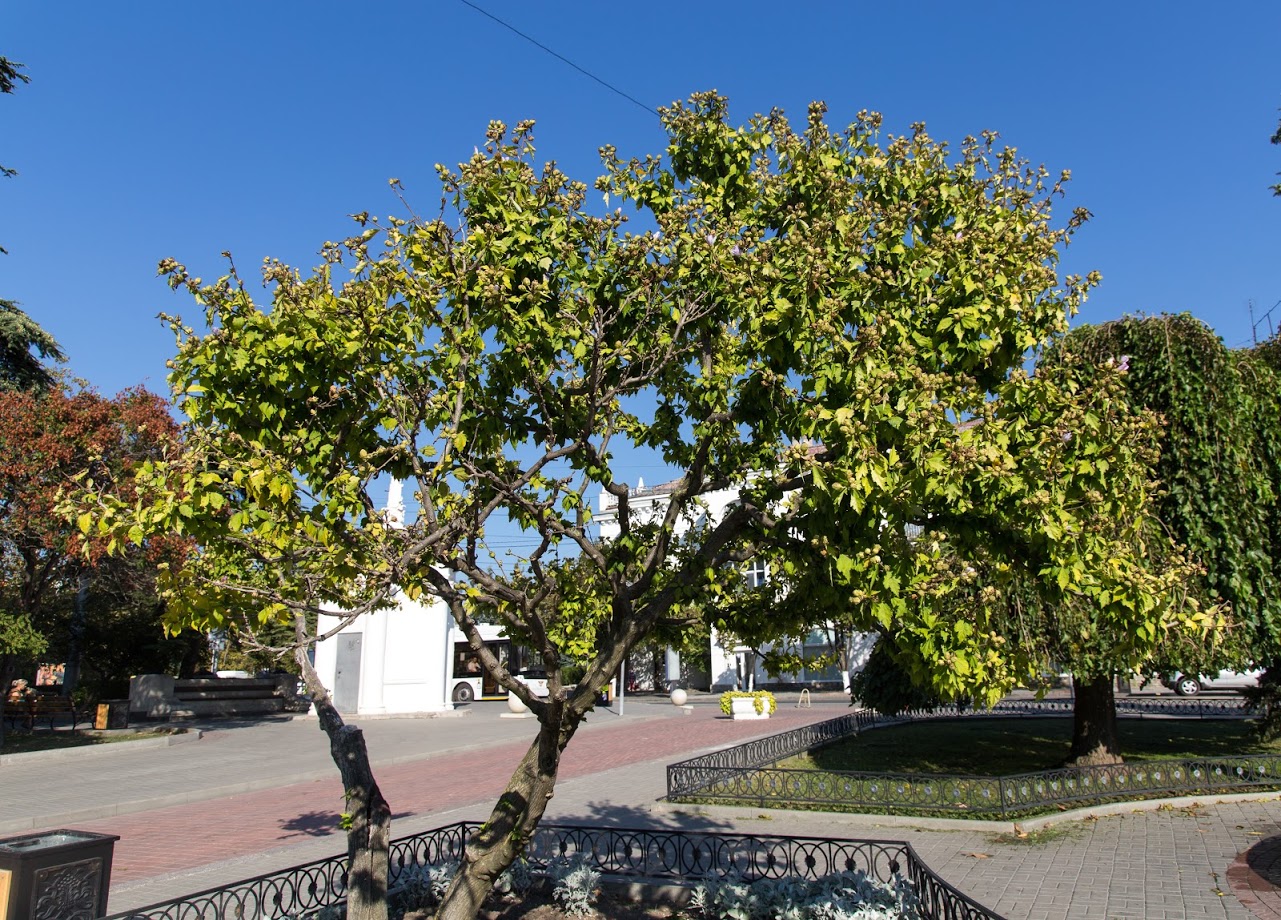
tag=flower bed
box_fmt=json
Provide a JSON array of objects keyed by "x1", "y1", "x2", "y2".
[
  {"x1": 102, "y1": 822, "x2": 1002, "y2": 920},
  {"x1": 720, "y1": 690, "x2": 777, "y2": 719}
]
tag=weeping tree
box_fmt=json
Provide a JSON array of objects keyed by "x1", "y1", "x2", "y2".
[
  {"x1": 1054, "y1": 316, "x2": 1281, "y2": 669},
  {"x1": 727, "y1": 350, "x2": 1216, "y2": 765},
  {"x1": 77, "y1": 94, "x2": 1211, "y2": 917},
  {"x1": 1051, "y1": 315, "x2": 1281, "y2": 740}
]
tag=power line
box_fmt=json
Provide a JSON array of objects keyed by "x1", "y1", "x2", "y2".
[
  {"x1": 1250, "y1": 298, "x2": 1281, "y2": 345},
  {"x1": 456, "y1": 0, "x2": 659, "y2": 118}
]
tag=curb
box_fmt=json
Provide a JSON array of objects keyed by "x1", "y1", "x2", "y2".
[
  {"x1": 656, "y1": 788, "x2": 1281, "y2": 835},
  {"x1": 0, "y1": 729, "x2": 202, "y2": 769}
]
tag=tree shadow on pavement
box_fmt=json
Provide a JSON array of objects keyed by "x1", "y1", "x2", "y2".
[
  {"x1": 279, "y1": 809, "x2": 413, "y2": 838},
  {"x1": 1246, "y1": 833, "x2": 1281, "y2": 885},
  {"x1": 547, "y1": 800, "x2": 735, "y2": 833},
  {"x1": 190, "y1": 714, "x2": 310, "y2": 733}
]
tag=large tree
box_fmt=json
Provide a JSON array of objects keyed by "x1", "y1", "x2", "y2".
[
  {"x1": 1054, "y1": 316, "x2": 1280, "y2": 664},
  {"x1": 727, "y1": 346, "x2": 1211, "y2": 765},
  {"x1": 81, "y1": 95, "x2": 1207, "y2": 918},
  {"x1": 1, "y1": 383, "x2": 183, "y2": 726},
  {"x1": 1052, "y1": 316, "x2": 1281, "y2": 739},
  {"x1": 0, "y1": 58, "x2": 66, "y2": 392}
]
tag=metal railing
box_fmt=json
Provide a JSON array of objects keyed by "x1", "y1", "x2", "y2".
[
  {"x1": 667, "y1": 699, "x2": 1273, "y2": 816},
  {"x1": 102, "y1": 822, "x2": 470, "y2": 920},
  {"x1": 677, "y1": 754, "x2": 1281, "y2": 817},
  {"x1": 993, "y1": 697, "x2": 1250, "y2": 719},
  {"x1": 103, "y1": 821, "x2": 1003, "y2": 919}
]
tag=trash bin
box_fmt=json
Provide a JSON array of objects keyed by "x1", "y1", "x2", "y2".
[
  {"x1": 94, "y1": 701, "x2": 128, "y2": 730},
  {"x1": 0, "y1": 829, "x2": 119, "y2": 920}
]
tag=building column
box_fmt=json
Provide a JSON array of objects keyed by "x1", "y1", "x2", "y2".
[
  {"x1": 361, "y1": 606, "x2": 389, "y2": 715},
  {"x1": 664, "y1": 647, "x2": 681, "y2": 690}
]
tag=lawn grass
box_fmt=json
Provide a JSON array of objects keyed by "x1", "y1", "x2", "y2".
[
  {"x1": 776, "y1": 717, "x2": 1277, "y2": 775},
  {"x1": 0, "y1": 728, "x2": 180, "y2": 755},
  {"x1": 673, "y1": 717, "x2": 1281, "y2": 820}
]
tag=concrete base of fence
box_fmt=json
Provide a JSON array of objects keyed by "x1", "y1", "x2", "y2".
[{"x1": 659, "y1": 788, "x2": 1281, "y2": 836}]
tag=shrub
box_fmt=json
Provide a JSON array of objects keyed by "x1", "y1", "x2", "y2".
[
  {"x1": 494, "y1": 856, "x2": 537, "y2": 897},
  {"x1": 379, "y1": 860, "x2": 457, "y2": 917},
  {"x1": 720, "y1": 690, "x2": 777, "y2": 716},
  {"x1": 549, "y1": 855, "x2": 600, "y2": 917},
  {"x1": 689, "y1": 868, "x2": 921, "y2": 920}
]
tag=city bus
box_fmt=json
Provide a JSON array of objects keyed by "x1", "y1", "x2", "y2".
[{"x1": 448, "y1": 624, "x2": 548, "y2": 703}]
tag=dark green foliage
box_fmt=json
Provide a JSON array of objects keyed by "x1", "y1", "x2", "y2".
[
  {"x1": 848, "y1": 637, "x2": 947, "y2": 716},
  {"x1": 1236, "y1": 343, "x2": 1281, "y2": 739},
  {"x1": 32, "y1": 595, "x2": 206, "y2": 699},
  {"x1": 0, "y1": 56, "x2": 29, "y2": 183},
  {"x1": 1244, "y1": 669, "x2": 1281, "y2": 742},
  {"x1": 1054, "y1": 315, "x2": 1281, "y2": 661},
  {"x1": 1055, "y1": 315, "x2": 1281, "y2": 741},
  {"x1": 0, "y1": 301, "x2": 65, "y2": 392},
  {"x1": 0, "y1": 56, "x2": 28, "y2": 95}
]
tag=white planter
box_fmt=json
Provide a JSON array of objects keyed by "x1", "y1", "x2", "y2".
[
  {"x1": 670, "y1": 688, "x2": 688, "y2": 706},
  {"x1": 730, "y1": 697, "x2": 770, "y2": 720}
]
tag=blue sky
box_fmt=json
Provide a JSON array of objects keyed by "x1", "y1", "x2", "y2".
[{"x1": 4, "y1": 2, "x2": 1279, "y2": 495}]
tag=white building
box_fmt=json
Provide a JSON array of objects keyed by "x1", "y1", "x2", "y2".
[
  {"x1": 313, "y1": 588, "x2": 456, "y2": 715},
  {"x1": 312, "y1": 480, "x2": 460, "y2": 715},
  {"x1": 311, "y1": 482, "x2": 551, "y2": 715},
  {"x1": 311, "y1": 473, "x2": 875, "y2": 712},
  {"x1": 596, "y1": 478, "x2": 876, "y2": 692}
]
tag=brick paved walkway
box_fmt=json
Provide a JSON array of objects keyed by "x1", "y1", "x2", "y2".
[{"x1": 35, "y1": 701, "x2": 838, "y2": 885}]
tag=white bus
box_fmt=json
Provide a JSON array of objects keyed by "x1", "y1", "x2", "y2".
[{"x1": 448, "y1": 623, "x2": 549, "y2": 703}]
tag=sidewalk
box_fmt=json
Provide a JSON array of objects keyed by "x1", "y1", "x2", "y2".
[{"x1": 5, "y1": 692, "x2": 1281, "y2": 919}]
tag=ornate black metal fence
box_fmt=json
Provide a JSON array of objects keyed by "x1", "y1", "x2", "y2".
[
  {"x1": 525, "y1": 824, "x2": 1002, "y2": 920},
  {"x1": 102, "y1": 821, "x2": 1003, "y2": 919},
  {"x1": 677, "y1": 753, "x2": 1281, "y2": 817},
  {"x1": 101, "y1": 822, "x2": 470, "y2": 920},
  {"x1": 994, "y1": 697, "x2": 1250, "y2": 719},
  {"x1": 667, "y1": 699, "x2": 1272, "y2": 816},
  {"x1": 671, "y1": 709, "x2": 876, "y2": 777}
]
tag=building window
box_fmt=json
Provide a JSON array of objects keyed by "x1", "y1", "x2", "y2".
[{"x1": 744, "y1": 559, "x2": 768, "y2": 589}]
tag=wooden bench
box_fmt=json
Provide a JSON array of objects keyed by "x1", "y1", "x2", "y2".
[{"x1": 3, "y1": 694, "x2": 87, "y2": 731}]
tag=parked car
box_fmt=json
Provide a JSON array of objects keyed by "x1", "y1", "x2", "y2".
[{"x1": 1164, "y1": 669, "x2": 1263, "y2": 696}]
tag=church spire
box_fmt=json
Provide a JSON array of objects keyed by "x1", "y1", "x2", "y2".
[{"x1": 386, "y1": 478, "x2": 405, "y2": 528}]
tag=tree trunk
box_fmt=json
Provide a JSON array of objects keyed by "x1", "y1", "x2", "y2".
[
  {"x1": 177, "y1": 629, "x2": 206, "y2": 678},
  {"x1": 435, "y1": 709, "x2": 581, "y2": 920},
  {"x1": 294, "y1": 616, "x2": 390, "y2": 920},
  {"x1": 0, "y1": 653, "x2": 14, "y2": 748},
  {"x1": 1068, "y1": 674, "x2": 1123, "y2": 765},
  {"x1": 62, "y1": 571, "x2": 89, "y2": 696}
]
